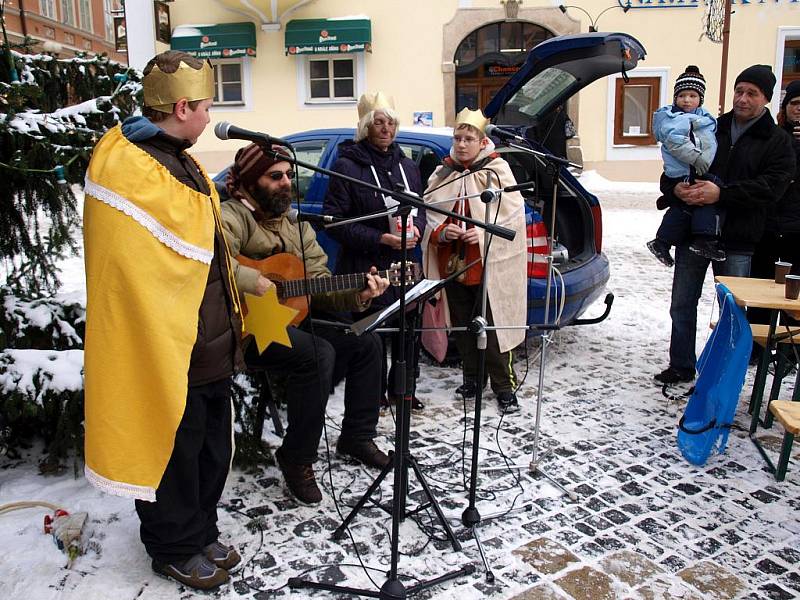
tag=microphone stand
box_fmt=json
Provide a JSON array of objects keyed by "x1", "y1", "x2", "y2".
[
  {"x1": 496, "y1": 140, "x2": 581, "y2": 501},
  {"x1": 254, "y1": 147, "x2": 492, "y2": 599}
]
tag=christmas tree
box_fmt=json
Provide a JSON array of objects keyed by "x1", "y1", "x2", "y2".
[{"x1": 1, "y1": 32, "x2": 142, "y2": 297}]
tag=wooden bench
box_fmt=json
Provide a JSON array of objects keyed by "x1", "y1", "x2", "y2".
[
  {"x1": 749, "y1": 324, "x2": 800, "y2": 348},
  {"x1": 768, "y1": 400, "x2": 800, "y2": 481}
]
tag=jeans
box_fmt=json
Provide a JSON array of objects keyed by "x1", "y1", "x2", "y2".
[
  {"x1": 135, "y1": 378, "x2": 232, "y2": 564},
  {"x1": 245, "y1": 321, "x2": 382, "y2": 464},
  {"x1": 668, "y1": 243, "x2": 751, "y2": 372}
]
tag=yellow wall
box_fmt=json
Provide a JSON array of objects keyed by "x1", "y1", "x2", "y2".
[{"x1": 167, "y1": 0, "x2": 800, "y2": 175}]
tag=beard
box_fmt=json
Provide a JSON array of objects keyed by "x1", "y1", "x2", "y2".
[{"x1": 251, "y1": 185, "x2": 292, "y2": 218}]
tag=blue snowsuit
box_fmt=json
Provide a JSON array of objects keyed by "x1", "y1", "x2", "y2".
[{"x1": 653, "y1": 105, "x2": 723, "y2": 244}]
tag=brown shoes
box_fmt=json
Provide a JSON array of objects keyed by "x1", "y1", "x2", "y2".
[
  {"x1": 203, "y1": 540, "x2": 241, "y2": 571},
  {"x1": 152, "y1": 553, "x2": 228, "y2": 590},
  {"x1": 275, "y1": 447, "x2": 322, "y2": 505},
  {"x1": 336, "y1": 437, "x2": 391, "y2": 469}
]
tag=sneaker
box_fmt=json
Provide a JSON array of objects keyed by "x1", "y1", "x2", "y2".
[
  {"x1": 689, "y1": 238, "x2": 726, "y2": 262},
  {"x1": 646, "y1": 239, "x2": 674, "y2": 267},
  {"x1": 203, "y1": 540, "x2": 241, "y2": 571},
  {"x1": 152, "y1": 553, "x2": 229, "y2": 591},
  {"x1": 653, "y1": 366, "x2": 695, "y2": 385},
  {"x1": 497, "y1": 391, "x2": 520, "y2": 414},
  {"x1": 275, "y1": 447, "x2": 322, "y2": 505},
  {"x1": 336, "y1": 437, "x2": 391, "y2": 469}
]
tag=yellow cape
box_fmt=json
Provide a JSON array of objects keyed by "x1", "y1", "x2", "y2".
[{"x1": 83, "y1": 125, "x2": 224, "y2": 500}]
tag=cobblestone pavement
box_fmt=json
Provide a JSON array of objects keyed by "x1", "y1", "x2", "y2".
[{"x1": 3, "y1": 204, "x2": 799, "y2": 600}]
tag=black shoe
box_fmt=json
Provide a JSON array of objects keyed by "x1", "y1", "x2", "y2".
[
  {"x1": 275, "y1": 447, "x2": 322, "y2": 505},
  {"x1": 456, "y1": 378, "x2": 486, "y2": 399},
  {"x1": 336, "y1": 437, "x2": 391, "y2": 469},
  {"x1": 654, "y1": 366, "x2": 694, "y2": 385},
  {"x1": 646, "y1": 239, "x2": 674, "y2": 267},
  {"x1": 497, "y1": 391, "x2": 520, "y2": 413},
  {"x1": 689, "y1": 238, "x2": 726, "y2": 262},
  {"x1": 152, "y1": 554, "x2": 229, "y2": 591},
  {"x1": 203, "y1": 540, "x2": 241, "y2": 571},
  {"x1": 387, "y1": 394, "x2": 425, "y2": 411}
]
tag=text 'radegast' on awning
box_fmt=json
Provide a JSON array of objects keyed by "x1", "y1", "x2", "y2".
[
  {"x1": 285, "y1": 18, "x2": 371, "y2": 55},
  {"x1": 171, "y1": 22, "x2": 257, "y2": 59}
]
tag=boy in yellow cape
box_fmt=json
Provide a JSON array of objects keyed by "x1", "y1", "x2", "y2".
[{"x1": 83, "y1": 50, "x2": 243, "y2": 591}]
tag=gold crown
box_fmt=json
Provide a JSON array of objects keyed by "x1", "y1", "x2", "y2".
[
  {"x1": 455, "y1": 107, "x2": 490, "y2": 134},
  {"x1": 143, "y1": 60, "x2": 215, "y2": 113},
  {"x1": 357, "y1": 91, "x2": 395, "y2": 119}
]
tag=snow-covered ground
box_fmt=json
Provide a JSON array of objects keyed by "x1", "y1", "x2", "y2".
[{"x1": 2, "y1": 174, "x2": 798, "y2": 599}]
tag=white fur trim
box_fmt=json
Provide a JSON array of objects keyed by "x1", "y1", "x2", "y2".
[
  {"x1": 85, "y1": 464, "x2": 157, "y2": 502},
  {"x1": 84, "y1": 177, "x2": 213, "y2": 265}
]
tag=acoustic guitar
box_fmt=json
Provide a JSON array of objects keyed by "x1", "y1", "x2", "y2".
[{"x1": 236, "y1": 252, "x2": 421, "y2": 326}]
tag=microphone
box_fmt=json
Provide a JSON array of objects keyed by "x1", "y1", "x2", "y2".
[
  {"x1": 503, "y1": 181, "x2": 536, "y2": 193},
  {"x1": 214, "y1": 121, "x2": 294, "y2": 150},
  {"x1": 485, "y1": 123, "x2": 526, "y2": 144},
  {"x1": 480, "y1": 188, "x2": 500, "y2": 203},
  {"x1": 286, "y1": 208, "x2": 339, "y2": 225}
]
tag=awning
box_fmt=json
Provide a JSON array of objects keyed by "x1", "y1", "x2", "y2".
[
  {"x1": 171, "y1": 22, "x2": 256, "y2": 59},
  {"x1": 285, "y1": 18, "x2": 371, "y2": 55}
]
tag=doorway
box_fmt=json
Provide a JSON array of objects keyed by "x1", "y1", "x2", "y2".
[{"x1": 454, "y1": 21, "x2": 553, "y2": 114}]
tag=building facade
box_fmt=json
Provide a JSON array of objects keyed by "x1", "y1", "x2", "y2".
[
  {"x1": 3, "y1": 0, "x2": 128, "y2": 63},
  {"x1": 161, "y1": 0, "x2": 798, "y2": 179}
]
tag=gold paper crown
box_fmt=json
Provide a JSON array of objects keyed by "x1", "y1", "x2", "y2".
[
  {"x1": 455, "y1": 107, "x2": 490, "y2": 134},
  {"x1": 143, "y1": 61, "x2": 215, "y2": 113},
  {"x1": 357, "y1": 91, "x2": 395, "y2": 119}
]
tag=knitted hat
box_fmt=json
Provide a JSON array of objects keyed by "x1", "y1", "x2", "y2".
[
  {"x1": 226, "y1": 142, "x2": 291, "y2": 199},
  {"x1": 782, "y1": 80, "x2": 800, "y2": 112},
  {"x1": 734, "y1": 64, "x2": 776, "y2": 101},
  {"x1": 674, "y1": 65, "x2": 706, "y2": 104}
]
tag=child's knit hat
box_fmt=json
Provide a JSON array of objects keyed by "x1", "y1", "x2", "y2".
[{"x1": 674, "y1": 65, "x2": 706, "y2": 104}]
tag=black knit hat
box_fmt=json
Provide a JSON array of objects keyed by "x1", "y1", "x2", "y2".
[
  {"x1": 734, "y1": 64, "x2": 776, "y2": 101},
  {"x1": 782, "y1": 80, "x2": 800, "y2": 112},
  {"x1": 674, "y1": 65, "x2": 706, "y2": 104}
]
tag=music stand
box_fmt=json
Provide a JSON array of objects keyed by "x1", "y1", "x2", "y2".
[{"x1": 290, "y1": 269, "x2": 477, "y2": 599}]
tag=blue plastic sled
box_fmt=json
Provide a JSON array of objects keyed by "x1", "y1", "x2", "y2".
[{"x1": 677, "y1": 283, "x2": 752, "y2": 466}]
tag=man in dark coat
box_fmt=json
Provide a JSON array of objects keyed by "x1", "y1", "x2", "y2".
[
  {"x1": 655, "y1": 64, "x2": 796, "y2": 385},
  {"x1": 323, "y1": 92, "x2": 426, "y2": 407}
]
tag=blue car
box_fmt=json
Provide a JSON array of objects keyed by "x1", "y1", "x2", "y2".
[{"x1": 214, "y1": 32, "x2": 646, "y2": 326}]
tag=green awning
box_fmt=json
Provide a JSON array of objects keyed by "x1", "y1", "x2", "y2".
[
  {"x1": 285, "y1": 18, "x2": 371, "y2": 55},
  {"x1": 171, "y1": 22, "x2": 256, "y2": 59}
]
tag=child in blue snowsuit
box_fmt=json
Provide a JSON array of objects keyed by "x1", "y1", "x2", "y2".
[{"x1": 647, "y1": 66, "x2": 724, "y2": 267}]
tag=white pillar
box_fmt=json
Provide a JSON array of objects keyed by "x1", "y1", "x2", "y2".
[{"x1": 124, "y1": 0, "x2": 158, "y2": 72}]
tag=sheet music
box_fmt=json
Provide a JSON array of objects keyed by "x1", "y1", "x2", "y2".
[{"x1": 351, "y1": 278, "x2": 443, "y2": 335}]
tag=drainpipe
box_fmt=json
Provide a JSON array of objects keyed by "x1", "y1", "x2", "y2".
[{"x1": 18, "y1": 0, "x2": 29, "y2": 37}]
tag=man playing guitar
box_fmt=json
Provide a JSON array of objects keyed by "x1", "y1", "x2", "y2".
[{"x1": 221, "y1": 143, "x2": 391, "y2": 505}]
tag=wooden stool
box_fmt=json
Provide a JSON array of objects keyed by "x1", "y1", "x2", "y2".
[{"x1": 768, "y1": 400, "x2": 800, "y2": 481}]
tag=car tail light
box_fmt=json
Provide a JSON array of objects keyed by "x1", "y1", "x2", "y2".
[
  {"x1": 592, "y1": 204, "x2": 603, "y2": 253},
  {"x1": 527, "y1": 213, "x2": 548, "y2": 278}
]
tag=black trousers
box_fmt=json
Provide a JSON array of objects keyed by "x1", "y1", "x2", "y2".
[
  {"x1": 135, "y1": 377, "x2": 232, "y2": 565},
  {"x1": 657, "y1": 203, "x2": 724, "y2": 245},
  {"x1": 749, "y1": 230, "x2": 800, "y2": 325},
  {"x1": 446, "y1": 281, "x2": 517, "y2": 393},
  {"x1": 246, "y1": 321, "x2": 382, "y2": 464}
]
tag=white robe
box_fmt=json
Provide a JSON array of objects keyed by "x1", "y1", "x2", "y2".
[{"x1": 421, "y1": 145, "x2": 527, "y2": 353}]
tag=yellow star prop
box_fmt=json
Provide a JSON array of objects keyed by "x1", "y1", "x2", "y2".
[{"x1": 243, "y1": 289, "x2": 298, "y2": 353}]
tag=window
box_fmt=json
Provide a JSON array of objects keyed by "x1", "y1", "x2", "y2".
[
  {"x1": 40, "y1": 0, "x2": 57, "y2": 20},
  {"x1": 613, "y1": 76, "x2": 660, "y2": 146},
  {"x1": 292, "y1": 140, "x2": 329, "y2": 202},
  {"x1": 212, "y1": 62, "x2": 244, "y2": 105},
  {"x1": 60, "y1": 0, "x2": 76, "y2": 27},
  {"x1": 104, "y1": 0, "x2": 116, "y2": 41},
  {"x1": 307, "y1": 57, "x2": 355, "y2": 102},
  {"x1": 397, "y1": 144, "x2": 439, "y2": 185},
  {"x1": 78, "y1": 0, "x2": 92, "y2": 31}
]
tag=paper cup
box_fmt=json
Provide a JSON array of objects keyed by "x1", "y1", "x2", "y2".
[
  {"x1": 775, "y1": 261, "x2": 792, "y2": 284},
  {"x1": 785, "y1": 274, "x2": 800, "y2": 300}
]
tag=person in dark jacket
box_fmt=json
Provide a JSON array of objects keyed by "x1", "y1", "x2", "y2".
[
  {"x1": 85, "y1": 51, "x2": 243, "y2": 591},
  {"x1": 323, "y1": 91, "x2": 426, "y2": 408},
  {"x1": 749, "y1": 80, "x2": 800, "y2": 326},
  {"x1": 654, "y1": 65, "x2": 796, "y2": 385}
]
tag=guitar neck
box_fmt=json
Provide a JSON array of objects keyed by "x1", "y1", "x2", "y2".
[{"x1": 275, "y1": 269, "x2": 390, "y2": 300}]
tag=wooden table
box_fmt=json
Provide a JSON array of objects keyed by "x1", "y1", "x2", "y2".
[{"x1": 715, "y1": 276, "x2": 800, "y2": 472}]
